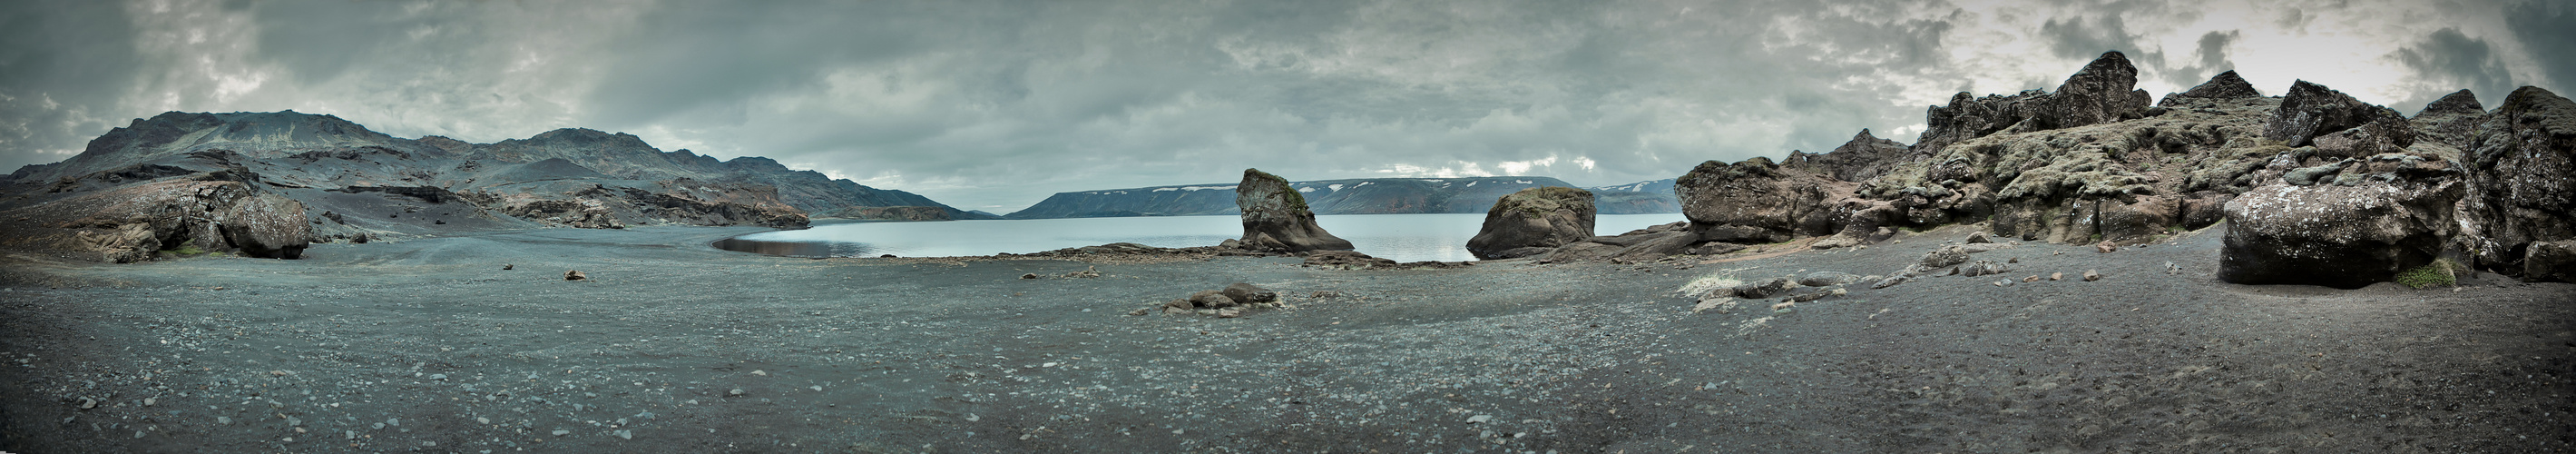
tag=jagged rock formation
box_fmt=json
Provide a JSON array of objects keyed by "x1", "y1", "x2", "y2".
[
  {"x1": 1233, "y1": 169, "x2": 1353, "y2": 252},
  {"x1": 1913, "y1": 51, "x2": 2154, "y2": 156},
  {"x1": 2458, "y1": 87, "x2": 2576, "y2": 274},
  {"x1": 2156, "y1": 70, "x2": 2263, "y2": 106},
  {"x1": 0, "y1": 111, "x2": 978, "y2": 262},
  {"x1": 1465, "y1": 187, "x2": 1595, "y2": 260},
  {"x1": 1627, "y1": 52, "x2": 2575, "y2": 285},
  {"x1": 2267, "y1": 81, "x2": 2416, "y2": 159},
  {"x1": 1006, "y1": 176, "x2": 1674, "y2": 219}
]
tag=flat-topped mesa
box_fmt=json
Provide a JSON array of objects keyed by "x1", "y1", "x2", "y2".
[
  {"x1": 1465, "y1": 186, "x2": 1595, "y2": 260},
  {"x1": 2157, "y1": 70, "x2": 2264, "y2": 106},
  {"x1": 1234, "y1": 169, "x2": 1353, "y2": 252},
  {"x1": 2266, "y1": 80, "x2": 2416, "y2": 159},
  {"x1": 1915, "y1": 51, "x2": 2153, "y2": 155}
]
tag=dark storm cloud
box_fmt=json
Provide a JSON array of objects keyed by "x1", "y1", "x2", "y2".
[
  {"x1": 2391, "y1": 27, "x2": 2514, "y2": 112},
  {"x1": 2, "y1": 0, "x2": 2562, "y2": 211},
  {"x1": 0, "y1": 1, "x2": 141, "y2": 167},
  {"x1": 2504, "y1": 1, "x2": 2576, "y2": 99}
]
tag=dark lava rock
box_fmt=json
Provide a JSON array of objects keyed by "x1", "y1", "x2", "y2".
[
  {"x1": 1219, "y1": 283, "x2": 1277, "y2": 304},
  {"x1": 1301, "y1": 251, "x2": 1397, "y2": 270},
  {"x1": 2218, "y1": 165, "x2": 2464, "y2": 289},
  {"x1": 1915, "y1": 51, "x2": 2151, "y2": 155},
  {"x1": 1234, "y1": 169, "x2": 1353, "y2": 252},
  {"x1": 2524, "y1": 240, "x2": 2576, "y2": 283},
  {"x1": 1919, "y1": 246, "x2": 1971, "y2": 270},
  {"x1": 2264, "y1": 80, "x2": 2414, "y2": 158},
  {"x1": 2421, "y1": 89, "x2": 2487, "y2": 117},
  {"x1": 564, "y1": 270, "x2": 587, "y2": 281},
  {"x1": 1466, "y1": 187, "x2": 1595, "y2": 260},
  {"x1": 1190, "y1": 291, "x2": 1238, "y2": 309},
  {"x1": 2157, "y1": 70, "x2": 2263, "y2": 106},
  {"x1": 1731, "y1": 278, "x2": 1797, "y2": 299},
  {"x1": 220, "y1": 192, "x2": 313, "y2": 259},
  {"x1": 2461, "y1": 87, "x2": 2576, "y2": 274},
  {"x1": 1674, "y1": 157, "x2": 1854, "y2": 243}
]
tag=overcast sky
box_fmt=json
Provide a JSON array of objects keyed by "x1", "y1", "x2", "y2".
[{"x1": 4, "y1": 0, "x2": 2570, "y2": 212}]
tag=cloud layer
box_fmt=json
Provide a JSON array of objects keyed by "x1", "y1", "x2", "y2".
[{"x1": 5, "y1": 0, "x2": 2570, "y2": 212}]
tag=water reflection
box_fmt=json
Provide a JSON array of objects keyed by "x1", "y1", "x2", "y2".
[{"x1": 710, "y1": 213, "x2": 1685, "y2": 262}]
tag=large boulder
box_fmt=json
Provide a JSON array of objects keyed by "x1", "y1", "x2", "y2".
[
  {"x1": 2218, "y1": 152, "x2": 2464, "y2": 288},
  {"x1": 2460, "y1": 86, "x2": 2576, "y2": 275},
  {"x1": 2156, "y1": 70, "x2": 2263, "y2": 106},
  {"x1": 2525, "y1": 241, "x2": 2576, "y2": 283},
  {"x1": 1234, "y1": 169, "x2": 1353, "y2": 252},
  {"x1": 2264, "y1": 80, "x2": 2415, "y2": 159},
  {"x1": 1673, "y1": 157, "x2": 1856, "y2": 243},
  {"x1": 218, "y1": 192, "x2": 314, "y2": 259},
  {"x1": 1466, "y1": 186, "x2": 1595, "y2": 260}
]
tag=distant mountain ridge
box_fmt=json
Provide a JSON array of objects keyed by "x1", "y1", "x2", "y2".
[
  {"x1": 1007, "y1": 176, "x2": 1680, "y2": 219},
  {"x1": 3, "y1": 111, "x2": 988, "y2": 243}
]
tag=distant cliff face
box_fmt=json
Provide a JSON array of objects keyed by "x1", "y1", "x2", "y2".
[
  {"x1": 0, "y1": 111, "x2": 983, "y2": 259},
  {"x1": 1006, "y1": 176, "x2": 1609, "y2": 219}
]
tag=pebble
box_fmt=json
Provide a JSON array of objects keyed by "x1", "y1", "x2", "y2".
[
  {"x1": 387, "y1": 417, "x2": 400, "y2": 427},
  {"x1": 477, "y1": 417, "x2": 490, "y2": 424},
  {"x1": 346, "y1": 430, "x2": 356, "y2": 440},
  {"x1": 428, "y1": 373, "x2": 446, "y2": 380},
  {"x1": 553, "y1": 429, "x2": 571, "y2": 437},
  {"x1": 615, "y1": 429, "x2": 632, "y2": 439},
  {"x1": 78, "y1": 398, "x2": 95, "y2": 410},
  {"x1": 809, "y1": 385, "x2": 823, "y2": 391},
  {"x1": 728, "y1": 389, "x2": 746, "y2": 397},
  {"x1": 750, "y1": 370, "x2": 767, "y2": 376},
  {"x1": 635, "y1": 411, "x2": 655, "y2": 420},
  {"x1": 1466, "y1": 415, "x2": 1493, "y2": 423},
  {"x1": 218, "y1": 416, "x2": 232, "y2": 425},
  {"x1": 142, "y1": 397, "x2": 155, "y2": 407}
]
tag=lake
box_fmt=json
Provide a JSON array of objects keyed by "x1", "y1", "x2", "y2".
[{"x1": 714, "y1": 212, "x2": 1687, "y2": 262}]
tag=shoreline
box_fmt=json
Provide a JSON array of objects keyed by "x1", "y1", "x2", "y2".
[{"x1": 2, "y1": 223, "x2": 2570, "y2": 452}]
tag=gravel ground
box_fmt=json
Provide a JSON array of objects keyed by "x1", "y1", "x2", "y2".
[{"x1": 2, "y1": 224, "x2": 2570, "y2": 452}]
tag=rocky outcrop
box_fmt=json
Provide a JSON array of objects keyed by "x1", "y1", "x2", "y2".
[
  {"x1": 2266, "y1": 80, "x2": 2415, "y2": 159},
  {"x1": 2526, "y1": 241, "x2": 2576, "y2": 283},
  {"x1": 1234, "y1": 169, "x2": 1353, "y2": 252},
  {"x1": 2218, "y1": 151, "x2": 2464, "y2": 288},
  {"x1": 1914, "y1": 52, "x2": 2153, "y2": 155},
  {"x1": 1786, "y1": 130, "x2": 1914, "y2": 183},
  {"x1": 2157, "y1": 70, "x2": 2263, "y2": 106},
  {"x1": 1466, "y1": 187, "x2": 1595, "y2": 260},
  {"x1": 15, "y1": 170, "x2": 314, "y2": 262},
  {"x1": 2458, "y1": 87, "x2": 2576, "y2": 280},
  {"x1": 2413, "y1": 89, "x2": 2487, "y2": 150}
]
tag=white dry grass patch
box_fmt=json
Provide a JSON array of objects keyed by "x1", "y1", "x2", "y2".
[{"x1": 1674, "y1": 266, "x2": 1758, "y2": 296}]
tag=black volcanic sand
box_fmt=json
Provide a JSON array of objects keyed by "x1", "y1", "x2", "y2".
[{"x1": 2, "y1": 225, "x2": 2571, "y2": 452}]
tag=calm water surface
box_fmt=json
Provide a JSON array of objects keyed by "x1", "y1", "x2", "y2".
[{"x1": 715, "y1": 213, "x2": 1685, "y2": 262}]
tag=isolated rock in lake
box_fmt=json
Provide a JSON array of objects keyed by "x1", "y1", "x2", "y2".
[
  {"x1": 2266, "y1": 80, "x2": 2415, "y2": 159},
  {"x1": 2218, "y1": 152, "x2": 2465, "y2": 288},
  {"x1": 1234, "y1": 169, "x2": 1354, "y2": 252},
  {"x1": 1466, "y1": 187, "x2": 1596, "y2": 260}
]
